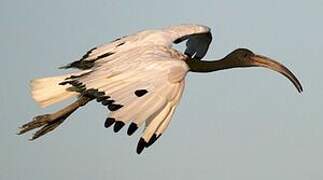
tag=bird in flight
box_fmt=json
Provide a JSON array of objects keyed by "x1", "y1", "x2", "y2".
[{"x1": 18, "y1": 24, "x2": 303, "y2": 154}]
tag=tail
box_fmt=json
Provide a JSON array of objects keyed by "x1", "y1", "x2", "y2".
[
  {"x1": 31, "y1": 74, "x2": 78, "y2": 108},
  {"x1": 19, "y1": 71, "x2": 92, "y2": 140}
]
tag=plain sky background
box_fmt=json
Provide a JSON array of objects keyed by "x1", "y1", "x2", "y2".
[{"x1": 1, "y1": 0, "x2": 322, "y2": 179}]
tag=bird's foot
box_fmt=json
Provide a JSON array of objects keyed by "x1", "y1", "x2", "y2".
[
  {"x1": 18, "y1": 96, "x2": 92, "y2": 140},
  {"x1": 17, "y1": 113, "x2": 66, "y2": 140}
]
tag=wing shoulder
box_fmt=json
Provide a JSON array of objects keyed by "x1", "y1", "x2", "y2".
[{"x1": 163, "y1": 24, "x2": 213, "y2": 59}]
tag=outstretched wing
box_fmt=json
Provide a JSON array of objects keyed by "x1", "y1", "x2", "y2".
[
  {"x1": 60, "y1": 46, "x2": 188, "y2": 154},
  {"x1": 60, "y1": 24, "x2": 212, "y2": 70}
]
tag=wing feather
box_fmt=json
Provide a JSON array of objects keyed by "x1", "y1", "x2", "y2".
[
  {"x1": 61, "y1": 24, "x2": 211, "y2": 70},
  {"x1": 59, "y1": 44, "x2": 189, "y2": 154},
  {"x1": 142, "y1": 103, "x2": 172, "y2": 142},
  {"x1": 142, "y1": 81, "x2": 184, "y2": 144},
  {"x1": 133, "y1": 94, "x2": 167, "y2": 126},
  {"x1": 156, "y1": 81, "x2": 185, "y2": 136}
]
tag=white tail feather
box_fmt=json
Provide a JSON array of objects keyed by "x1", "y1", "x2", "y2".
[{"x1": 31, "y1": 74, "x2": 78, "y2": 108}]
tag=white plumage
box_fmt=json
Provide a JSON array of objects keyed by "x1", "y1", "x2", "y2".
[
  {"x1": 25, "y1": 24, "x2": 212, "y2": 154},
  {"x1": 20, "y1": 24, "x2": 302, "y2": 154}
]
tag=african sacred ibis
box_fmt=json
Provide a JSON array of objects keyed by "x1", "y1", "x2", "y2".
[{"x1": 18, "y1": 24, "x2": 303, "y2": 154}]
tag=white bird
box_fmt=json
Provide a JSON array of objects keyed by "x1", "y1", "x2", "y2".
[{"x1": 18, "y1": 24, "x2": 303, "y2": 154}]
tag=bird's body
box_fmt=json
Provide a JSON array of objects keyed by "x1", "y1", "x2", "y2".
[{"x1": 19, "y1": 24, "x2": 302, "y2": 154}]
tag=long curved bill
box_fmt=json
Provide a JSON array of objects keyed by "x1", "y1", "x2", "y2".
[{"x1": 251, "y1": 55, "x2": 303, "y2": 93}]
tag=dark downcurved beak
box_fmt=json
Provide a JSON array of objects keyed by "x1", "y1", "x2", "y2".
[{"x1": 251, "y1": 55, "x2": 303, "y2": 93}]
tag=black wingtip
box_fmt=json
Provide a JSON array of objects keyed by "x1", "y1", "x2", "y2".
[
  {"x1": 145, "y1": 134, "x2": 159, "y2": 148},
  {"x1": 134, "y1": 89, "x2": 148, "y2": 97},
  {"x1": 58, "y1": 64, "x2": 72, "y2": 69},
  {"x1": 102, "y1": 99, "x2": 115, "y2": 106},
  {"x1": 136, "y1": 138, "x2": 146, "y2": 154},
  {"x1": 104, "y1": 118, "x2": 115, "y2": 128},
  {"x1": 96, "y1": 96, "x2": 110, "y2": 102},
  {"x1": 97, "y1": 52, "x2": 114, "y2": 59},
  {"x1": 127, "y1": 123, "x2": 138, "y2": 136},
  {"x1": 108, "y1": 104, "x2": 123, "y2": 111},
  {"x1": 113, "y1": 121, "x2": 125, "y2": 132}
]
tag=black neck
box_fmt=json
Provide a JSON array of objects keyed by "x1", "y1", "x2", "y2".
[{"x1": 186, "y1": 57, "x2": 237, "y2": 73}]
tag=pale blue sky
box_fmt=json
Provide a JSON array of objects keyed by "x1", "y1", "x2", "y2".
[{"x1": 1, "y1": 0, "x2": 323, "y2": 179}]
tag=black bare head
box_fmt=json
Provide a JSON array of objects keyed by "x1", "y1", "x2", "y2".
[
  {"x1": 187, "y1": 48, "x2": 303, "y2": 93},
  {"x1": 224, "y1": 48, "x2": 255, "y2": 63}
]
